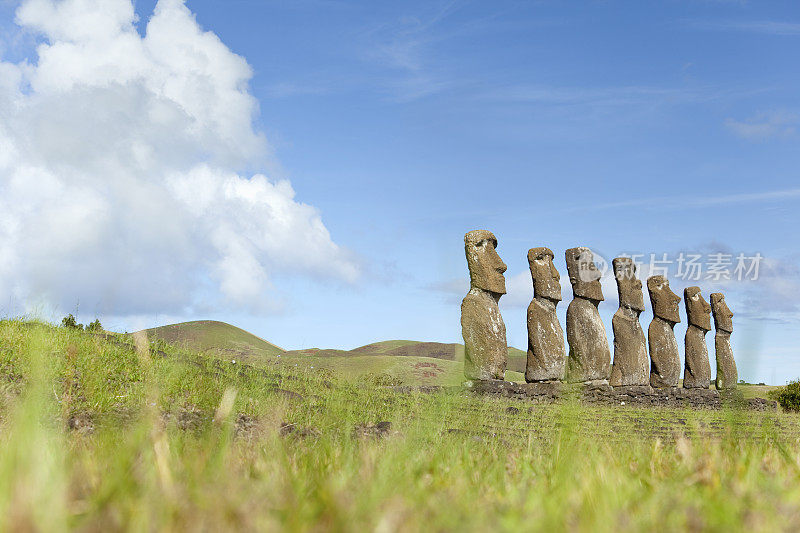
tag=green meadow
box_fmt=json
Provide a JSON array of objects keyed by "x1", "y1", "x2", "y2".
[{"x1": 1, "y1": 318, "x2": 798, "y2": 531}]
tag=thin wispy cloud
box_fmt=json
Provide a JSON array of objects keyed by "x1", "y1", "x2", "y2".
[
  {"x1": 725, "y1": 111, "x2": 798, "y2": 140},
  {"x1": 576, "y1": 188, "x2": 800, "y2": 212},
  {"x1": 478, "y1": 83, "x2": 768, "y2": 110},
  {"x1": 688, "y1": 19, "x2": 800, "y2": 35},
  {"x1": 484, "y1": 85, "x2": 695, "y2": 107},
  {"x1": 361, "y1": 1, "x2": 463, "y2": 101}
]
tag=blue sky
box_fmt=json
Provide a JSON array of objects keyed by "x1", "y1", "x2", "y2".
[{"x1": 1, "y1": 0, "x2": 799, "y2": 384}]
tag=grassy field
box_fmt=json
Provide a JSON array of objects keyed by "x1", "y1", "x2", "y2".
[{"x1": 0, "y1": 318, "x2": 798, "y2": 531}]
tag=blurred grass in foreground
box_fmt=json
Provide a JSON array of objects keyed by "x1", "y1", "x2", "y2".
[{"x1": 0, "y1": 318, "x2": 799, "y2": 531}]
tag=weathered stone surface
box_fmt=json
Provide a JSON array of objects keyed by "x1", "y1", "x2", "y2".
[
  {"x1": 647, "y1": 275, "x2": 681, "y2": 388},
  {"x1": 683, "y1": 287, "x2": 712, "y2": 389},
  {"x1": 745, "y1": 397, "x2": 779, "y2": 411},
  {"x1": 462, "y1": 290, "x2": 507, "y2": 381},
  {"x1": 609, "y1": 258, "x2": 649, "y2": 386},
  {"x1": 714, "y1": 334, "x2": 736, "y2": 389},
  {"x1": 462, "y1": 230, "x2": 508, "y2": 381},
  {"x1": 565, "y1": 247, "x2": 610, "y2": 382},
  {"x1": 280, "y1": 422, "x2": 320, "y2": 439},
  {"x1": 464, "y1": 230, "x2": 507, "y2": 295},
  {"x1": 612, "y1": 385, "x2": 654, "y2": 395},
  {"x1": 525, "y1": 247, "x2": 567, "y2": 382},
  {"x1": 463, "y1": 381, "x2": 776, "y2": 410},
  {"x1": 565, "y1": 247, "x2": 605, "y2": 301},
  {"x1": 581, "y1": 380, "x2": 614, "y2": 393},
  {"x1": 711, "y1": 293, "x2": 738, "y2": 390},
  {"x1": 469, "y1": 379, "x2": 563, "y2": 400},
  {"x1": 352, "y1": 421, "x2": 393, "y2": 439}
]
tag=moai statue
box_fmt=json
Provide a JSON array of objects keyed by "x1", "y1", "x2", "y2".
[
  {"x1": 683, "y1": 287, "x2": 712, "y2": 389},
  {"x1": 647, "y1": 275, "x2": 682, "y2": 388},
  {"x1": 565, "y1": 247, "x2": 611, "y2": 382},
  {"x1": 461, "y1": 230, "x2": 508, "y2": 381},
  {"x1": 711, "y1": 293, "x2": 738, "y2": 390},
  {"x1": 525, "y1": 247, "x2": 566, "y2": 382},
  {"x1": 609, "y1": 258, "x2": 649, "y2": 387}
]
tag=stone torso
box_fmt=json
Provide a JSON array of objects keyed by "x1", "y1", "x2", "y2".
[
  {"x1": 462, "y1": 289, "x2": 507, "y2": 380},
  {"x1": 648, "y1": 317, "x2": 680, "y2": 388},
  {"x1": 715, "y1": 332, "x2": 738, "y2": 390},
  {"x1": 683, "y1": 325, "x2": 711, "y2": 389},
  {"x1": 710, "y1": 293, "x2": 736, "y2": 390},
  {"x1": 526, "y1": 297, "x2": 566, "y2": 382},
  {"x1": 566, "y1": 297, "x2": 610, "y2": 382},
  {"x1": 610, "y1": 308, "x2": 649, "y2": 386}
]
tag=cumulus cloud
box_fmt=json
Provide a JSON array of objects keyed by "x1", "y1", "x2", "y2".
[{"x1": 0, "y1": 0, "x2": 359, "y2": 315}]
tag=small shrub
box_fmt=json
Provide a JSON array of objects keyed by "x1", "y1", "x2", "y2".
[
  {"x1": 769, "y1": 379, "x2": 800, "y2": 412},
  {"x1": 86, "y1": 319, "x2": 103, "y2": 332},
  {"x1": 61, "y1": 314, "x2": 84, "y2": 330}
]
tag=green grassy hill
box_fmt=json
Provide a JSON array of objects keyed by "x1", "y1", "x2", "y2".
[
  {"x1": 282, "y1": 340, "x2": 526, "y2": 366},
  {"x1": 348, "y1": 340, "x2": 528, "y2": 370},
  {"x1": 136, "y1": 320, "x2": 284, "y2": 363},
  {"x1": 137, "y1": 321, "x2": 528, "y2": 385},
  {"x1": 127, "y1": 321, "x2": 779, "y2": 394},
  {"x1": 282, "y1": 341, "x2": 527, "y2": 385}
]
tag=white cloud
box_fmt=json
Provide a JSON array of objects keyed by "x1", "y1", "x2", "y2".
[
  {"x1": 0, "y1": 0, "x2": 359, "y2": 315},
  {"x1": 725, "y1": 111, "x2": 799, "y2": 140}
]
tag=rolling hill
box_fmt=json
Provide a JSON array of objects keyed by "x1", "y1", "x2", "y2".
[
  {"x1": 281, "y1": 341, "x2": 527, "y2": 385},
  {"x1": 283, "y1": 341, "x2": 527, "y2": 373},
  {"x1": 136, "y1": 320, "x2": 284, "y2": 363},
  {"x1": 127, "y1": 320, "x2": 776, "y2": 392},
  {"x1": 134, "y1": 320, "x2": 528, "y2": 384}
]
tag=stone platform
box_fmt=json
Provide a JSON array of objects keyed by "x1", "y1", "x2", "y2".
[{"x1": 465, "y1": 380, "x2": 777, "y2": 411}]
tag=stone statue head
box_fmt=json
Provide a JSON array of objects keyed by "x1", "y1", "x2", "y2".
[
  {"x1": 565, "y1": 247, "x2": 604, "y2": 301},
  {"x1": 647, "y1": 275, "x2": 681, "y2": 324},
  {"x1": 684, "y1": 286, "x2": 711, "y2": 331},
  {"x1": 613, "y1": 257, "x2": 644, "y2": 312},
  {"x1": 528, "y1": 247, "x2": 561, "y2": 302},
  {"x1": 710, "y1": 293, "x2": 733, "y2": 334},
  {"x1": 464, "y1": 230, "x2": 507, "y2": 295}
]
